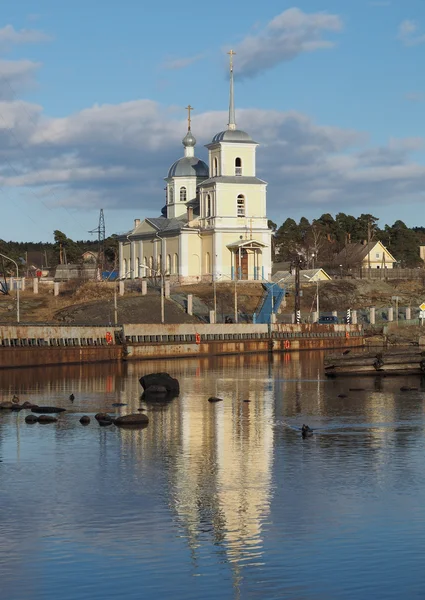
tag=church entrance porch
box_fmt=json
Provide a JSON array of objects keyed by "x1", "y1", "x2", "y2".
[{"x1": 227, "y1": 240, "x2": 268, "y2": 281}]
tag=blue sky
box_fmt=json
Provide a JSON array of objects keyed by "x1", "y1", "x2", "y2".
[{"x1": 1, "y1": 0, "x2": 425, "y2": 241}]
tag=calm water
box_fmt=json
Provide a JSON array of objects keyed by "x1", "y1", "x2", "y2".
[{"x1": 1, "y1": 352, "x2": 425, "y2": 599}]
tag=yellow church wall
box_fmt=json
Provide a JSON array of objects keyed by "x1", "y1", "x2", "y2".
[
  {"x1": 213, "y1": 183, "x2": 266, "y2": 218},
  {"x1": 220, "y1": 144, "x2": 257, "y2": 177},
  {"x1": 186, "y1": 233, "x2": 203, "y2": 279},
  {"x1": 201, "y1": 234, "x2": 213, "y2": 275}
]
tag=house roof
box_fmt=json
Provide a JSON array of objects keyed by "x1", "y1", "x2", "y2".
[
  {"x1": 271, "y1": 268, "x2": 331, "y2": 284},
  {"x1": 334, "y1": 241, "x2": 397, "y2": 266},
  {"x1": 226, "y1": 239, "x2": 268, "y2": 249}
]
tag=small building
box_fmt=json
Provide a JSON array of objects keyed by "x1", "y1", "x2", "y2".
[
  {"x1": 272, "y1": 268, "x2": 331, "y2": 285},
  {"x1": 334, "y1": 241, "x2": 396, "y2": 270}
]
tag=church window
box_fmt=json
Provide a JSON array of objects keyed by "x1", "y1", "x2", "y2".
[
  {"x1": 180, "y1": 187, "x2": 187, "y2": 202},
  {"x1": 143, "y1": 257, "x2": 148, "y2": 277},
  {"x1": 235, "y1": 157, "x2": 242, "y2": 176},
  {"x1": 213, "y1": 157, "x2": 218, "y2": 177},
  {"x1": 167, "y1": 254, "x2": 171, "y2": 274},
  {"x1": 149, "y1": 256, "x2": 153, "y2": 276},
  {"x1": 169, "y1": 186, "x2": 174, "y2": 203},
  {"x1": 173, "y1": 253, "x2": 178, "y2": 274},
  {"x1": 237, "y1": 194, "x2": 245, "y2": 217},
  {"x1": 206, "y1": 194, "x2": 212, "y2": 217}
]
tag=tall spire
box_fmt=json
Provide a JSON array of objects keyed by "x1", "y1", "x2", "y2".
[{"x1": 227, "y1": 49, "x2": 236, "y2": 131}]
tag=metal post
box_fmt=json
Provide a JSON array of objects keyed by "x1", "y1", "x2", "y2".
[
  {"x1": 294, "y1": 261, "x2": 300, "y2": 324},
  {"x1": 234, "y1": 278, "x2": 238, "y2": 324},
  {"x1": 161, "y1": 275, "x2": 165, "y2": 324},
  {"x1": 114, "y1": 285, "x2": 118, "y2": 326},
  {"x1": 316, "y1": 279, "x2": 319, "y2": 317}
]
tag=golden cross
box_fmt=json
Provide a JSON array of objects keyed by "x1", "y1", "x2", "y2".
[
  {"x1": 185, "y1": 104, "x2": 194, "y2": 130},
  {"x1": 228, "y1": 49, "x2": 236, "y2": 71}
]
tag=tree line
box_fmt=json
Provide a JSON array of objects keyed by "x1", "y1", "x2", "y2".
[
  {"x1": 268, "y1": 213, "x2": 424, "y2": 269},
  {"x1": 0, "y1": 230, "x2": 118, "y2": 274}
]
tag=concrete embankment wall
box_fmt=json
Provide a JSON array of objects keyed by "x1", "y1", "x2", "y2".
[
  {"x1": 122, "y1": 323, "x2": 363, "y2": 361},
  {"x1": 0, "y1": 323, "x2": 364, "y2": 368},
  {"x1": 0, "y1": 325, "x2": 121, "y2": 369}
]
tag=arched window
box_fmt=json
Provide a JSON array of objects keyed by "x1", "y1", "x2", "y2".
[
  {"x1": 213, "y1": 157, "x2": 218, "y2": 177},
  {"x1": 173, "y1": 253, "x2": 178, "y2": 275},
  {"x1": 143, "y1": 256, "x2": 148, "y2": 277},
  {"x1": 167, "y1": 254, "x2": 171, "y2": 274},
  {"x1": 180, "y1": 187, "x2": 187, "y2": 202},
  {"x1": 169, "y1": 186, "x2": 174, "y2": 203},
  {"x1": 205, "y1": 252, "x2": 211, "y2": 274},
  {"x1": 235, "y1": 157, "x2": 242, "y2": 176},
  {"x1": 148, "y1": 256, "x2": 153, "y2": 276},
  {"x1": 206, "y1": 194, "x2": 211, "y2": 217},
  {"x1": 237, "y1": 194, "x2": 245, "y2": 217}
]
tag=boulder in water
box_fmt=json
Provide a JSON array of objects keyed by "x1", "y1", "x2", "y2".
[
  {"x1": 208, "y1": 397, "x2": 223, "y2": 403},
  {"x1": 38, "y1": 415, "x2": 58, "y2": 424},
  {"x1": 79, "y1": 416, "x2": 91, "y2": 425},
  {"x1": 25, "y1": 414, "x2": 38, "y2": 424},
  {"x1": 139, "y1": 373, "x2": 179, "y2": 396},
  {"x1": 115, "y1": 413, "x2": 149, "y2": 427},
  {"x1": 0, "y1": 401, "x2": 14, "y2": 409},
  {"x1": 145, "y1": 385, "x2": 167, "y2": 394},
  {"x1": 95, "y1": 413, "x2": 113, "y2": 422},
  {"x1": 98, "y1": 419, "x2": 114, "y2": 427}
]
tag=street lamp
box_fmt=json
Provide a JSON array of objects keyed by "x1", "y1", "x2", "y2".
[{"x1": 0, "y1": 252, "x2": 19, "y2": 323}]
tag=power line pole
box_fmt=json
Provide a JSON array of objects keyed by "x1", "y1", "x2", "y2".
[{"x1": 89, "y1": 209, "x2": 106, "y2": 279}]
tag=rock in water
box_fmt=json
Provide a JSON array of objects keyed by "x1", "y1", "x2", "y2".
[
  {"x1": 79, "y1": 416, "x2": 91, "y2": 425},
  {"x1": 95, "y1": 413, "x2": 113, "y2": 422},
  {"x1": 38, "y1": 415, "x2": 58, "y2": 424},
  {"x1": 31, "y1": 406, "x2": 66, "y2": 414},
  {"x1": 98, "y1": 419, "x2": 113, "y2": 427},
  {"x1": 208, "y1": 397, "x2": 224, "y2": 403},
  {"x1": 25, "y1": 414, "x2": 38, "y2": 424},
  {"x1": 145, "y1": 385, "x2": 167, "y2": 395},
  {"x1": 139, "y1": 373, "x2": 179, "y2": 396},
  {"x1": 112, "y1": 403, "x2": 127, "y2": 407},
  {"x1": 21, "y1": 401, "x2": 35, "y2": 409},
  {"x1": 115, "y1": 414, "x2": 149, "y2": 427},
  {"x1": 0, "y1": 401, "x2": 14, "y2": 409}
]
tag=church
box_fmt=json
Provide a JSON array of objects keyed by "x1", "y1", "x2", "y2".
[{"x1": 118, "y1": 52, "x2": 272, "y2": 284}]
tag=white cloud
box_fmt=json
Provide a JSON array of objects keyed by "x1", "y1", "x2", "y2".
[
  {"x1": 232, "y1": 8, "x2": 343, "y2": 78},
  {"x1": 0, "y1": 24, "x2": 50, "y2": 51},
  {"x1": 2, "y1": 94, "x2": 425, "y2": 221},
  {"x1": 162, "y1": 54, "x2": 204, "y2": 70},
  {"x1": 397, "y1": 19, "x2": 425, "y2": 46},
  {"x1": 0, "y1": 59, "x2": 41, "y2": 99}
]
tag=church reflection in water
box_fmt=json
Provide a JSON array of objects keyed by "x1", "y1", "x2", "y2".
[{"x1": 121, "y1": 355, "x2": 276, "y2": 568}]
